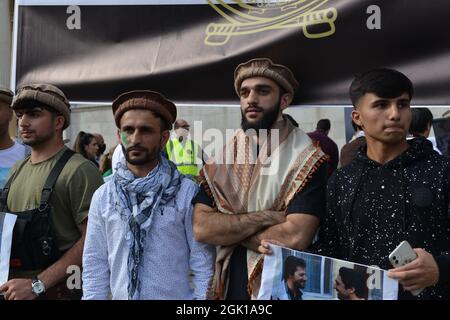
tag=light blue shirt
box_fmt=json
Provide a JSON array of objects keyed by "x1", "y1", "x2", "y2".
[
  {"x1": 0, "y1": 141, "x2": 27, "y2": 189},
  {"x1": 82, "y1": 176, "x2": 215, "y2": 300}
]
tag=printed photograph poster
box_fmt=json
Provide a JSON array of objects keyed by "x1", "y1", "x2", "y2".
[
  {"x1": 258, "y1": 245, "x2": 398, "y2": 300},
  {"x1": 0, "y1": 212, "x2": 17, "y2": 285},
  {"x1": 433, "y1": 117, "x2": 450, "y2": 156}
]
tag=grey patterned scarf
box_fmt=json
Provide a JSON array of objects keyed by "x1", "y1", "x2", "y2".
[{"x1": 112, "y1": 155, "x2": 182, "y2": 299}]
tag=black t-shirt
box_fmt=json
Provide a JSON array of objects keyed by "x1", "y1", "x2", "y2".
[{"x1": 191, "y1": 163, "x2": 327, "y2": 299}]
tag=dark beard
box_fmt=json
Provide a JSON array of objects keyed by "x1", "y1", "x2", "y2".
[
  {"x1": 123, "y1": 144, "x2": 160, "y2": 166},
  {"x1": 21, "y1": 129, "x2": 55, "y2": 147},
  {"x1": 241, "y1": 99, "x2": 281, "y2": 132}
]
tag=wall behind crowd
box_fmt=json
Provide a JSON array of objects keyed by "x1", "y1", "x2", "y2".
[
  {"x1": 63, "y1": 104, "x2": 348, "y2": 154},
  {"x1": 65, "y1": 105, "x2": 448, "y2": 158}
]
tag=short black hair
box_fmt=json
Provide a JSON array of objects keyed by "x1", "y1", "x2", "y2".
[
  {"x1": 338, "y1": 267, "x2": 367, "y2": 299},
  {"x1": 316, "y1": 119, "x2": 331, "y2": 131},
  {"x1": 283, "y1": 256, "x2": 306, "y2": 281},
  {"x1": 410, "y1": 108, "x2": 433, "y2": 136},
  {"x1": 349, "y1": 68, "x2": 414, "y2": 108}
]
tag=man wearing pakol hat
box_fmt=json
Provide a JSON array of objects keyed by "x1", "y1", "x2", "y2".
[
  {"x1": 82, "y1": 90, "x2": 215, "y2": 300},
  {"x1": 0, "y1": 87, "x2": 27, "y2": 189},
  {"x1": 0, "y1": 84, "x2": 103, "y2": 300},
  {"x1": 192, "y1": 58, "x2": 328, "y2": 299}
]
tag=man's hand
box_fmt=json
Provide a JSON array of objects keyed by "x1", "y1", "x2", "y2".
[
  {"x1": 388, "y1": 248, "x2": 439, "y2": 293},
  {"x1": 0, "y1": 279, "x2": 37, "y2": 300},
  {"x1": 257, "y1": 239, "x2": 288, "y2": 255}
]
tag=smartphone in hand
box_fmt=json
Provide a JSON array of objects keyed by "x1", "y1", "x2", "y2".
[{"x1": 389, "y1": 241, "x2": 423, "y2": 296}]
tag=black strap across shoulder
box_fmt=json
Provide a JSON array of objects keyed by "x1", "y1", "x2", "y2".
[{"x1": 39, "y1": 149, "x2": 75, "y2": 210}]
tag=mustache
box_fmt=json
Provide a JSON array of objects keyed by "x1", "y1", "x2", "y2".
[
  {"x1": 126, "y1": 145, "x2": 148, "y2": 152},
  {"x1": 245, "y1": 106, "x2": 263, "y2": 113}
]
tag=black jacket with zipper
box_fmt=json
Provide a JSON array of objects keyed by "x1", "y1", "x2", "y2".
[{"x1": 315, "y1": 137, "x2": 450, "y2": 299}]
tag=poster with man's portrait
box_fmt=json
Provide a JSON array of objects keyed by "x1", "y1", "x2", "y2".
[
  {"x1": 258, "y1": 245, "x2": 398, "y2": 300},
  {"x1": 433, "y1": 117, "x2": 450, "y2": 156}
]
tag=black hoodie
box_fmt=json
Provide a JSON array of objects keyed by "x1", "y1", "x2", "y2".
[{"x1": 315, "y1": 137, "x2": 450, "y2": 300}]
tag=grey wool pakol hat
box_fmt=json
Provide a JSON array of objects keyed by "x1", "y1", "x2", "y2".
[
  {"x1": 0, "y1": 86, "x2": 13, "y2": 105},
  {"x1": 12, "y1": 84, "x2": 71, "y2": 129},
  {"x1": 112, "y1": 90, "x2": 177, "y2": 128},
  {"x1": 234, "y1": 58, "x2": 299, "y2": 96}
]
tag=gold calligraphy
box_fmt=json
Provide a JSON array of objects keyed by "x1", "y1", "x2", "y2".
[{"x1": 205, "y1": 0, "x2": 337, "y2": 46}]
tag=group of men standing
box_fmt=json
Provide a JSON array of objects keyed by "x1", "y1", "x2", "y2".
[{"x1": 0, "y1": 57, "x2": 449, "y2": 300}]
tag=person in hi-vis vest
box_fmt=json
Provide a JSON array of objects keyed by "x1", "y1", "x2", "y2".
[{"x1": 165, "y1": 119, "x2": 203, "y2": 179}]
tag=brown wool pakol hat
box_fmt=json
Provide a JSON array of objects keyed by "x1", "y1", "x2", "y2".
[
  {"x1": 112, "y1": 90, "x2": 177, "y2": 128},
  {"x1": 12, "y1": 84, "x2": 71, "y2": 129},
  {"x1": 234, "y1": 58, "x2": 299, "y2": 96},
  {"x1": 0, "y1": 86, "x2": 13, "y2": 105}
]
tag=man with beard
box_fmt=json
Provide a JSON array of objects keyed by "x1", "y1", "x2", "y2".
[
  {"x1": 272, "y1": 256, "x2": 308, "y2": 300},
  {"x1": 192, "y1": 58, "x2": 328, "y2": 300},
  {"x1": 0, "y1": 84, "x2": 103, "y2": 300},
  {"x1": 82, "y1": 91, "x2": 215, "y2": 300},
  {"x1": 334, "y1": 267, "x2": 368, "y2": 300}
]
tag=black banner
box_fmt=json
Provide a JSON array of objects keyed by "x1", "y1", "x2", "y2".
[{"x1": 13, "y1": 0, "x2": 450, "y2": 105}]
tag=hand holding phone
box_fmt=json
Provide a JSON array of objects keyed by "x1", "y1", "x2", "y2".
[{"x1": 389, "y1": 241, "x2": 423, "y2": 296}]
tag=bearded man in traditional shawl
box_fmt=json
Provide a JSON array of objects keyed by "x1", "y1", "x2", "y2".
[{"x1": 192, "y1": 58, "x2": 328, "y2": 300}]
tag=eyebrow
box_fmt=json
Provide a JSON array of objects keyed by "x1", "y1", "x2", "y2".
[
  {"x1": 371, "y1": 98, "x2": 389, "y2": 105},
  {"x1": 371, "y1": 98, "x2": 410, "y2": 105},
  {"x1": 240, "y1": 84, "x2": 273, "y2": 91},
  {"x1": 16, "y1": 107, "x2": 44, "y2": 114},
  {"x1": 122, "y1": 125, "x2": 155, "y2": 131}
]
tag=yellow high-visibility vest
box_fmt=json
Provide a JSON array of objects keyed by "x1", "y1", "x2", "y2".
[{"x1": 166, "y1": 138, "x2": 200, "y2": 177}]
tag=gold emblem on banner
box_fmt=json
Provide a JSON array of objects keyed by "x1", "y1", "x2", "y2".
[{"x1": 204, "y1": 0, "x2": 338, "y2": 46}]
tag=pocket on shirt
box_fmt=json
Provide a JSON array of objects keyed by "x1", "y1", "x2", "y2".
[{"x1": 154, "y1": 206, "x2": 185, "y2": 234}]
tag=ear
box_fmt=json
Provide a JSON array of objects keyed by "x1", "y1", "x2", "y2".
[
  {"x1": 160, "y1": 130, "x2": 170, "y2": 150},
  {"x1": 7, "y1": 107, "x2": 13, "y2": 122},
  {"x1": 54, "y1": 115, "x2": 65, "y2": 131},
  {"x1": 280, "y1": 93, "x2": 293, "y2": 111},
  {"x1": 351, "y1": 109, "x2": 363, "y2": 129},
  {"x1": 116, "y1": 128, "x2": 122, "y2": 145}
]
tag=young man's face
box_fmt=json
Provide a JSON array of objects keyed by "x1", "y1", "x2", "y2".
[
  {"x1": 291, "y1": 266, "x2": 307, "y2": 290},
  {"x1": 352, "y1": 92, "x2": 412, "y2": 145},
  {"x1": 15, "y1": 107, "x2": 61, "y2": 146},
  {"x1": 334, "y1": 275, "x2": 351, "y2": 300},
  {"x1": 119, "y1": 109, "x2": 169, "y2": 166},
  {"x1": 0, "y1": 101, "x2": 12, "y2": 137},
  {"x1": 239, "y1": 77, "x2": 291, "y2": 131}
]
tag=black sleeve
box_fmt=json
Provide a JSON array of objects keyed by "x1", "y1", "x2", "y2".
[
  {"x1": 191, "y1": 183, "x2": 215, "y2": 208},
  {"x1": 286, "y1": 162, "x2": 327, "y2": 220},
  {"x1": 310, "y1": 171, "x2": 341, "y2": 258}
]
